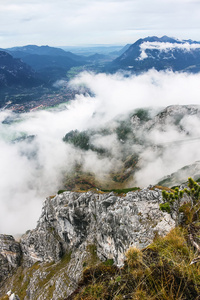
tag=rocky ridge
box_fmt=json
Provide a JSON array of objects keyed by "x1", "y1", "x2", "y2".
[
  {"x1": 0, "y1": 187, "x2": 174, "y2": 299},
  {"x1": 62, "y1": 105, "x2": 200, "y2": 191},
  {"x1": 0, "y1": 235, "x2": 22, "y2": 282},
  {"x1": 0, "y1": 51, "x2": 42, "y2": 88},
  {"x1": 131, "y1": 104, "x2": 200, "y2": 132}
]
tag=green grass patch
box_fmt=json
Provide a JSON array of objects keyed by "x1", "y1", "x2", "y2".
[
  {"x1": 100, "y1": 187, "x2": 140, "y2": 194},
  {"x1": 103, "y1": 259, "x2": 114, "y2": 266},
  {"x1": 57, "y1": 189, "x2": 67, "y2": 195}
]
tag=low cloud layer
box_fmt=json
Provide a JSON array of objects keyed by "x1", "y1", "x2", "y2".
[
  {"x1": 138, "y1": 41, "x2": 200, "y2": 60},
  {"x1": 71, "y1": 70, "x2": 200, "y2": 117},
  {"x1": 141, "y1": 41, "x2": 200, "y2": 51},
  {"x1": 135, "y1": 115, "x2": 200, "y2": 186},
  {"x1": 1, "y1": 69, "x2": 200, "y2": 235}
]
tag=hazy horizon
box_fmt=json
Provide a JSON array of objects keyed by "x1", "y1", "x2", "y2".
[{"x1": 4, "y1": 36, "x2": 200, "y2": 50}]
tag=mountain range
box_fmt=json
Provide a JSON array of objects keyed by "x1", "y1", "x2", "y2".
[
  {"x1": 4, "y1": 45, "x2": 89, "y2": 84},
  {"x1": 1, "y1": 35, "x2": 200, "y2": 106}
]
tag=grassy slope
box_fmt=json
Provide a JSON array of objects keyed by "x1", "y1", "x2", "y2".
[
  {"x1": 67, "y1": 180, "x2": 200, "y2": 300},
  {"x1": 68, "y1": 227, "x2": 200, "y2": 300}
]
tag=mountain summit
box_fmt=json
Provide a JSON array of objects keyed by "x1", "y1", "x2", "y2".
[{"x1": 108, "y1": 36, "x2": 200, "y2": 73}]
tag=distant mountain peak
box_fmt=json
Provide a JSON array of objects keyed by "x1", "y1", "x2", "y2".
[
  {"x1": 7, "y1": 44, "x2": 70, "y2": 57},
  {"x1": 108, "y1": 36, "x2": 200, "y2": 73}
]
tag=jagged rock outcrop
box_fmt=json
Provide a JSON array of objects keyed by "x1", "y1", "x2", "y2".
[
  {"x1": 0, "y1": 188, "x2": 174, "y2": 299},
  {"x1": 21, "y1": 189, "x2": 174, "y2": 266},
  {"x1": 0, "y1": 235, "x2": 22, "y2": 283},
  {"x1": 131, "y1": 105, "x2": 200, "y2": 132},
  {"x1": 7, "y1": 290, "x2": 20, "y2": 300}
]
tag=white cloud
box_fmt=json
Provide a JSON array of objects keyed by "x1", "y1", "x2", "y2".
[
  {"x1": 71, "y1": 70, "x2": 200, "y2": 118},
  {"x1": 138, "y1": 50, "x2": 148, "y2": 60},
  {"x1": 1, "y1": 70, "x2": 200, "y2": 234},
  {"x1": 137, "y1": 41, "x2": 200, "y2": 60}
]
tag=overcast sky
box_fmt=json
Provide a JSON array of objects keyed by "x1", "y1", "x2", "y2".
[{"x1": 1, "y1": 0, "x2": 200, "y2": 48}]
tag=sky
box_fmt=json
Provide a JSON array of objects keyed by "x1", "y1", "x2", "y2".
[{"x1": 1, "y1": 0, "x2": 200, "y2": 48}]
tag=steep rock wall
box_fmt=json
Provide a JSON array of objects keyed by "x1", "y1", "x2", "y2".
[
  {"x1": 0, "y1": 188, "x2": 174, "y2": 299},
  {"x1": 21, "y1": 189, "x2": 174, "y2": 266},
  {"x1": 0, "y1": 235, "x2": 22, "y2": 283}
]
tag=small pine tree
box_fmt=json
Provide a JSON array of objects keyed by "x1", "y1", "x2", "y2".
[
  {"x1": 160, "y1": 187, "x2": 184, "y2": 226},
  {"x1": 184, "y1": 177, "x2": 200, "y2": 206},
  {"x1": 160, "y1": 177, "x2": 200, "y2": 226},
  {"x1": 160, "y1": 178, "x2": 200, "y2": 263}
]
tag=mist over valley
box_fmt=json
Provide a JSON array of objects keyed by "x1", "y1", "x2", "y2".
[{"x1": 1, "y1": 66, "x2": 200, "y2": 234}]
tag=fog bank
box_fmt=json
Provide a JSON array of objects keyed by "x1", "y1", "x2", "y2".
[{"x1": 1, "y1": 70, "x2": 200, "y2": 234}]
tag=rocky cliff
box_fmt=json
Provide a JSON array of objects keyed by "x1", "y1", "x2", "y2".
[
  {"x1": 0, "y1": 188, "x2": 174, "y2": 299},
  {"x1": 0, "y1": 235, "x2": 22, "y2": 282}
]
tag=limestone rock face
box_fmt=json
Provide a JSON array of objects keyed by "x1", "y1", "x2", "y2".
[
  {"x1": 0, "y1": 189, "x2": 175, "y2": 299},
  {"x1": 21, "y1": 189, "x2": 174, "y2": 267},
  {"x1": 0, "y1": 235, "x2": 22, "y2": 283}
]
